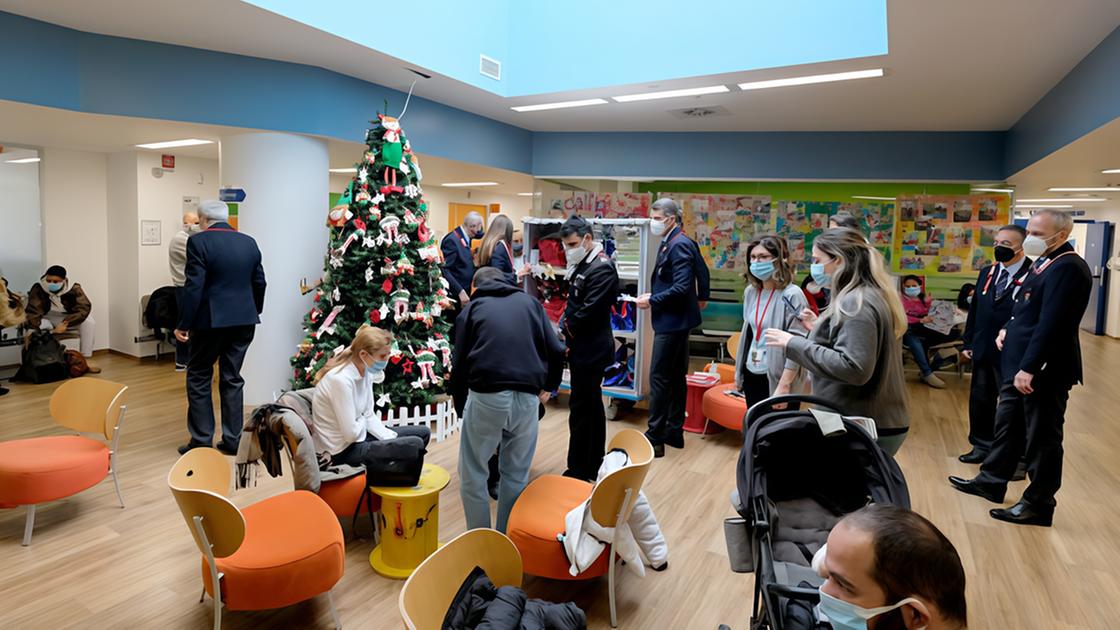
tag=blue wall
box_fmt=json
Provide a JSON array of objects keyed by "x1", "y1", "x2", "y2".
[
  {"x1": 1005, "y1": 26, "x2": 1120, "y2": 176},
  {"x1": 532, "y1": 131, "x2": 1006, "y2": 181}
]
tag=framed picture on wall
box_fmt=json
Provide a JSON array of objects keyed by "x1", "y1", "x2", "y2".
[{"x1": 141, "y1": 219, "x2": 162, "y2": 246}]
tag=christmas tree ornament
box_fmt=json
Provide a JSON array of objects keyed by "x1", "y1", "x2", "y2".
[
  {"x1": 404, "y1": 184, "x2": 421, "y2": 198},
  {"x1": 380, "y1": 256, "x2": 399, "y2": 277},
  {"x1": 403, "y1": 209, "x2": 419, "y2": 229},
  {"x1": 378, "y1": 303, "x2": 390, "y2": 321},
  {"x1": 381, "y1": 278, "x2": 393, "y2": 294},
  {"x1": 352, "y1": 218, "x2": 367, "y2": 234},
  {"x1": 315, "y1": 305, "x2": 345, "y2": 339},
  {"x1": 396, "y1": 252, "x2": 415, "y2": 275},
  {"x1": 401, "y1": 357, "x2": 415, "y2": 374},
  {"x1": 434, "y1": 336, "x2": 452, "y2": 367},
  {"x1": 417, "y1": 220, "x2": 431, "y2": 243},
  {"x1": 358, "y1": 167, "x2": 368, "y2": 184},
  {"x1": 327, "y1": 204, "x2": 353, "y2": 228},
  {"x1": 363, "y1": 235, "x2": 377, "y2": 249},
  {"x1": 364, "y1": 265, "x2": 374, "y2": 283},
  {"x1": 418, "y1": 243, "x2": 441, "y2": 263},
  {"x1": 415, "y1": 350, "x2": 439, "y2": 385},
  {"x1": 332, "y1": 286, "x2": 341, "y2": 302},
  {"x1": 376, "y1": 393, "x2": 392, "y2": 408},
  {"x1": 391, "y1": 288, "x2": 411, "y2": 322},
  {"x1": 378, "y1": 215, "x2": 400, "y2": 245}
]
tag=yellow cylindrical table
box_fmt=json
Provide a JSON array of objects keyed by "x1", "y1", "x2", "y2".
[{"x1": 369, "y1": 463, "x2": 450, "y2": 579}]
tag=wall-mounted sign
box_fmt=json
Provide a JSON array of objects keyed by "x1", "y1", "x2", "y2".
[
  {"x1": 219, "y1": 187, "x2": 246, "y2": 203},
  {"x1": 161, "y1": 154, "x2": 175, "y2": 169},
  {"x1": 141, "y1": 219, "x2": 162, "y2": 246}
]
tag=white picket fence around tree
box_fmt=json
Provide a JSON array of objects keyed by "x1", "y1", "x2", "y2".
[{"x1": 382, "y1": 399, "x2": 462, "y2": 442}]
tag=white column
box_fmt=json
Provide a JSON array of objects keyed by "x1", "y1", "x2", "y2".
[{"x1": 220, "y1": 133, "x2": 328, "y2": 405}]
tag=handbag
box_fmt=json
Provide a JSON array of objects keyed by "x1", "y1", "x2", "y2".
[
  {"x1": 14, "y1": 330, "x2": 68, "y2": 384},
  {"x1": 363, "y1": 435, "x2": 426, "y2": 487},
  {"x1": 65, "y1": 349, "x2": 90, "y2": 378}
]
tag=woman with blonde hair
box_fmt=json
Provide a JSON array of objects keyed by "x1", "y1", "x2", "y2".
[
  {"x1": 764, "y1": 229, "x2": 911, "y2": 455},
  {"x1": 734, "y1": 234, "x2": 809, "y2": 404},
  {"x1": 477, "y1": 214, "x2": 529, "y2": 283},
  {"x1": 312, "y1": 325, "x2": 430, "y2": 466}
]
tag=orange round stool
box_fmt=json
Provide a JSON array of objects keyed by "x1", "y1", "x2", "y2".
[{"x1": 702, "y1": 383, "x2": 748, "y2": 433}]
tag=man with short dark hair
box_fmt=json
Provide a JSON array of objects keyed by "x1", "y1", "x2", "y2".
[
  {"x1": 959, "y1": 224, "x2": 1030, "y2": 464},
  {"x1": 559, "y1": 215, "x2": 619, "y2": 480},
  {"x1": 951, "y1": 209, "x2": 1092, "y2": 526},
  {"x1": 174, "y1": 200, "x2": 267, "y2": 456},
  {"x1": 636, "y1": 197, "x2": 709, "y2": 457},
  {"x1": 818, "y1": 504, "x2": 968, "y2": 630}
]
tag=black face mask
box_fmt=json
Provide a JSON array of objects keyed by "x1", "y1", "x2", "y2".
[{"x1": 993, "y1": 245, "x2": 1017, "y2": 263}]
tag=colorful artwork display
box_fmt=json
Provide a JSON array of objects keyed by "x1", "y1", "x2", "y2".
[
  {"x1": 892, "y1": 195, "x2": 1010, "y2": 276},
  {"x1": 662, "y1": 194, "x2": 771, "y2": 270},
  {"x1": 773, "y1": 200, "x2": 895, "y2": 270},
  {"x1": 546, "y1": 192, "x2": 651, "y2": 218}
]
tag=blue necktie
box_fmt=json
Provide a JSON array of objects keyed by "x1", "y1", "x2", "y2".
[{"x1": 995, "y1": 267, "x2": 1010, "y2": 299}]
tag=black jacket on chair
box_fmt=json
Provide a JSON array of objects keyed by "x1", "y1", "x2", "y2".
[
  {"x1": 999, "y1": 242, "x2": 1092, "y2": 388},
  {"x1": 562, "y1": 248, "x2": 619, "y2": 369},
  {"x1": 176, "y1": 222, "x2": 267, "y2": 331},
  {"x1": 442, "y1": 566, "x2": 586, "y2": 630},
  {"x1": 962, "y1": 257, "x2": 1032, "y2": 366}
]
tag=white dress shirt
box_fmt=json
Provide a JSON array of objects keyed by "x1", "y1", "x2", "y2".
[{"x1": 311, "y1": 361, "x2": 396, "y2": 455}]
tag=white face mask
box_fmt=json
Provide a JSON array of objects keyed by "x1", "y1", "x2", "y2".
[
  {"x1": 185, "y1": 223, "x2": 201, "y2": 233},
  {"x1": 650, "y1": 219, "x2": 670, "y2": 236},
  {"x1": 1022, "y1": 232, "x2": 1062, "y2": 257},
  {"x1": 565, "y1": 244, "x2": 587, "y2": 269},
  {"x1": 817, "y1": 590, "x2": 926, "y2": 630}
]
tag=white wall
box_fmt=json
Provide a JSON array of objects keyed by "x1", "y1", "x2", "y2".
[
  {"x1": 1078, "y1": 207, "x2": 1120, "y2": 338},
  {"x1": 106, "y1": 152, "x2": 139, "y2": 356},
  {"x1": 0, "y1": 151, "x2": 42, "y2": 291}
]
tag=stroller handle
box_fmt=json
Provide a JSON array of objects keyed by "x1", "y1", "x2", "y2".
[{"x1": 744, "y1": 394, "x2": 846, "y2": 428}]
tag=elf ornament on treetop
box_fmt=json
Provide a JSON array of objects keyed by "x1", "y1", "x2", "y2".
[{"x1": 291, "y1": 113, "x2": 453, "y2": 410}]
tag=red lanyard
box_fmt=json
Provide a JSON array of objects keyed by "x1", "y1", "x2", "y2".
[
  {"x1": 457, "y1": 228, "x2": 469, "y2": 248},
  {"x1": 1033, "y1": 251, "x2": 1076, "y2": 275},
  {"x1": 754, "y1": 289, "x2": 777, "y2": 343},
  {"x1": 501, "y1": 240, "x2": 513, "y2": 263}
]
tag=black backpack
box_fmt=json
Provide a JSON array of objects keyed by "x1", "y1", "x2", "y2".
[{"x1": 14, "y1": 330, "x2": 69, "y2": 384}]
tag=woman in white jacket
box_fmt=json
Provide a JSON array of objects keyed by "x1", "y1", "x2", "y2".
[{"x1": 312, "y1": 325, "x2": 430, "y2": 466}]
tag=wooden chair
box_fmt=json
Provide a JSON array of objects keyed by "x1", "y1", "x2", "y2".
[
  {"x1": 0, "y1": 377, "x2": 127, "y2": 545},
  {"x1": 506, "y1": 429, "x2": 654, "y2": 627},
  {"x1": 399, "y1": 529, "x2": 523, "y2": 630},
  {"x1": 168, "y1": 448, "x2": 345, "y2": 630}
]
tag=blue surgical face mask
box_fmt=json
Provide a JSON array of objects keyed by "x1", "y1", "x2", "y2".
[
  {"x1": 817, "y1": 590, "x2": 924, "y2": 630},
  {"x1": 750, "y1": 260, "x2": 776, "y2": 281},
  {"x1": 904, "y1": 286, "x2": 921, "y2": 297},
  {"x1": 45, "y1": 282, "x2": 64, "y2": 293},
  {"x1": 368, "y1": 359, "x2": 388, "y2": 375},
  {"x1": 810, "y1": 263, "x2": 831, "y2": 287}
]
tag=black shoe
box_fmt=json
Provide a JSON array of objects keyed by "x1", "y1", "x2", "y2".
[
  {"x1": 1011, "y1": 461, "x2": 1027, "y2": 481},
  {"x1": 665, "y1": 435, "x2": 685, "y2": 449},
  {"x1": 990, "y1": 500, "x2": 1053, "y2": 527},
  {"x1": 958, "y1": 448, "x2": 988, "y2": 464},
  {"x1": 216, "y1": 442, "x2": 239, "y2": 457},
  {"x1": 487, "y1": 483, "x2": 499, "y2": 501},
  {"x1": 652, "y1": 443, "x2": 665, "y2": 458},
  {"x1": 948, "y1": 476, "x2": 1005, "y2": 503},
  {"x1": 0, "y1": 386, "x2": 8, "y2": 396},
  {"x1": 177, "y1": 442, "x2": 206, "y2": 455}
]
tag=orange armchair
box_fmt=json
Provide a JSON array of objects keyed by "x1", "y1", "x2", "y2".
[
  {"x1": 0, "y1": 377, "x2": 128, "y2": 545},
  {"x1": 506, "y1": 429, "x2": 654, "y2": 628},
  {"x1": 168, "y1": 448, "x2": 345, "y2": 630}
]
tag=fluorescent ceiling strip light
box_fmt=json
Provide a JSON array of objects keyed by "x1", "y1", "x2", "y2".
[
  {"x1": 441, "y1": 182, "x2": 499, "y2": 187},
  {"x1": 1048, "y1": 187, "x2": 1117, "y2": 192},
  {"x1": 612, "y1": 85, "x2": 729, "y2": 102},
  {"x1": 135, "y1": 138, "x2": 214, "y2": 149},
  {"x1": 1016, "y1": 198, "x2": 1105, "y2": 203},
  {"x1": 852, "y1": 195, "x2": 895, "y2": 201},
  {"x1": 1100, "y1": 169, "x2": 1120, "y2": 174},
  {"x1": 517, "y1": 192, "x2": 538, "y2": 197},
  {"x1": 971, "y1": 188, "x2": 1013, "y2": 194},
  {"x1": 737, "y1": 68, "x2": 883, "y2": 91},
  {"x1": 5, "y1": 157, "x2": 41, "y2": 163},
  {"x1": 511, "y1": 99, "x2": 608, "y2": 112},
  {"x1": 1014, "y1": 204, "x2": 1073, "y2": 208},
  {"x1": 329, "y1": 168, "x2": 357, "y2": 173}
]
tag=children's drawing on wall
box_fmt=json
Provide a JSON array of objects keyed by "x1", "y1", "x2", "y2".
[
  {"x1": 952, "y1": 200, "x2": 974, "y2": 223},
  {"x1": 893, "y1": 194, "x2": 1010, "y2": 276}
]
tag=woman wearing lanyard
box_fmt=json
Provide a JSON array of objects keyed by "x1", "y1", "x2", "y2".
[
  {"x1": 476, "y1": 214, "x2": 530, "y2": 285},
  {"x1": 734, "y1": 235, "x2": 809, "y2": 405}
]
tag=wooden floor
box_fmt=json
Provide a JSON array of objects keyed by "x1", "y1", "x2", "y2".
[{"x1": 2, "y1": 335, "x2": 1120, "y2": 629}]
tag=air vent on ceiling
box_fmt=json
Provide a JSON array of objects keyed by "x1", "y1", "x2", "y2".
[
  {"x1": 668, "y1": 105, "x2": 732, "y2": 119},
  {"x1": 480, "y1": 55, "x2": 501, "y2": 81}
]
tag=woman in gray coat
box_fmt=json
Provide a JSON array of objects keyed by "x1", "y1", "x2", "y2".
[{"x1": 764, "y1": 229, "x2": 911, "y2": 455}]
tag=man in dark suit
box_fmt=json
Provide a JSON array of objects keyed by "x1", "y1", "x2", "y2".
[
  {"x1": 959, "y1": 224, "x2": 1031, "y2": 463},
  {"x1": 559, "y1": 215, "x2": 619, "y2": 480},
  {"x1": 950, "y1": 209, "x2": 1092, "y2": 526},
  {"x1": 174, "y1": 200, "x2": 266, "y2": 455},
  {"x1": 441, "y1": 211, "x2": 484, "y2": 310},
  {"x1": 637, "y1": 198, "x2": 710, "y2": 458}
]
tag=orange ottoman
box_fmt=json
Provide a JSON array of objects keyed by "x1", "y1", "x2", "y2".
[
  {"x1": 507, "y1": 475, "x2": 611, "y2": 580},
  {"x1": 0, "y1": 436, "x2": 110, "y2": 507},
  {"x1": 702, "y1": 383, "x2": 748, "y2": 432},
  {"x1": 202, "y1": 490, "x2": 345, "y2": 611},
  {"x1": 318, "y1": 473, "x2": 380, "y2": 518}
]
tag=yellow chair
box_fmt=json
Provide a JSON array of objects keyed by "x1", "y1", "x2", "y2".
[
  {"x1": 168, "y1": 448, "x2": 345, "y2": 630},
  {"x1": 0, "y1": 377, "x2": 128, "y2": 545},
  {"x1": 399, "y1": 528, "x2": 523, "y2": 630},
  {"x1": 506, "y1": 429, "x2": 654, "y2": 628}
]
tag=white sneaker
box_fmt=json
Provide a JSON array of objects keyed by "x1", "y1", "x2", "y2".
[
  {"x1": 922, "y1": 373, "x2": 947, "y2": 389},
  {"x1": 175, "y1": 364, "x2": 187, "y2": 372}
]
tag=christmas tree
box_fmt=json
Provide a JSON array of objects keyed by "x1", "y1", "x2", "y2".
[{"x1": 290, "y1": 114, "x2": 455, "y2": 409}]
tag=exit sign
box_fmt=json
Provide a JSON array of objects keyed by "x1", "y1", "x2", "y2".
[{"x1": 161, "y1": 154, "x2": 175, "y2": 169}]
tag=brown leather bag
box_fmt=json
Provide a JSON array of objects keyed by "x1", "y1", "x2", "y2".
[{"x1": 64, "y1": 349, "x2": 90, "y2": 378}]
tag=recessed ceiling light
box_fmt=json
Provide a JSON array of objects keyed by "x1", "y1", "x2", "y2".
[
  {"x1": 852, "y1": 195, "x2": 895, "y2": 201},
  {"x1": 971, "y1": 188, "x2": 1014, "y2": 194},
  {"x1": 511, "y1": 99, "x2": 609, "y2": 113},
  {"x1": 737, "y1": 68, "x2": 884, "y2": 91},
  {"x1": 1013, "y1": 204, "x2": 1073, "y2": 209},
  {"x1": 5, "y1": 157, "x2": 40, "y2": 164},
  {"x1": 612, "y1": 85, "x2": 730, "y2": 103},
  {"x1": 1016, "y1": 198, "x2": 1105, "y2": 203},
  {"x1": 1101, "y1": 169, "x2": 1120, "y2": 174},
  {"x1": 135, "y1": 139, "x2": 214, "y2": 149},
  {"x1": 1048, "y1": 187, "x2": 1117, "y2": 192},
  {"x1": 329, "y1": 168, "x2": 357, "y2": 174},
  {"x1": 517, "y1": 192, "x2": 538, "y2": 197},
  {"x1": 441, "y1": 182, "x2": 499, "y2": 187}
]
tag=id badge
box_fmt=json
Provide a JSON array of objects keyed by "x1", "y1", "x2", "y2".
[{"x1": 746, "y1": 336, "x2": 768, "y2": 374}]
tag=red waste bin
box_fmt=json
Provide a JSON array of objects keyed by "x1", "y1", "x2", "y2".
[{"x1": 684, "y1": 372, "x2": 723, "y2": 434}]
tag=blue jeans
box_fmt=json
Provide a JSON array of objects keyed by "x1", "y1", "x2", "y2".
[
  {"x1": 459, "y1": 390, "x2": 539, "y2": 532},
  {"x1": 903, "y1": 330, "x2": 934, "y2": 377}
]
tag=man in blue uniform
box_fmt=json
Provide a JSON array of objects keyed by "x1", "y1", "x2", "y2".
[
  {"x1": 637, "y1": 198, "x2": 709, "y2": 458},
  {"x1": 950, "y1": 209, "x2": 1092, "y2": 526},
  {"x1": 441, "y1": 211, "x2": 484, "y2": 309}
]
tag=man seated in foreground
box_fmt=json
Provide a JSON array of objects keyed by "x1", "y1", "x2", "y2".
[{"x1": 816, "y1": 504, "x2": 967, "y2": 630}]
